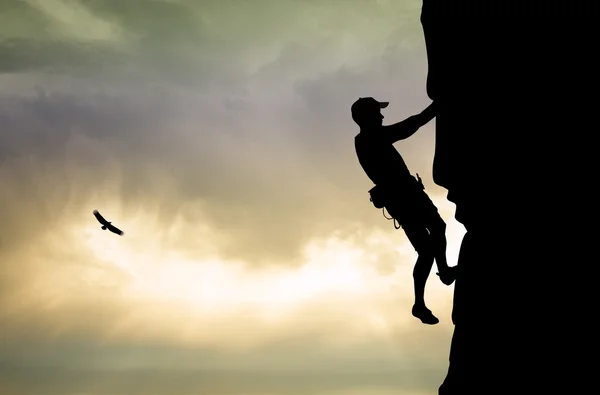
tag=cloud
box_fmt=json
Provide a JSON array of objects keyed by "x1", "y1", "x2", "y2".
[
  {"x1": 24, "y1": 0, "x2": 127, "y2": 43},
  {"x1": 0, "y1": 182, "x2": 459, "y2": 393},
  {"x1": 0, "y1": 2, "x2": 463, "y2": 394},
  {"x1": 0, "y1": 0, "x2": 54, "y2": 41},
  {"x1": 1, "y1": 86, "x2": 411, "y2": 265},
  {"x1": 0, "y1": 70, "x2": 461, "y2": 359},
  {"x1": 0, "y1": 363, "x2": 445, "y2": 395},
  {"x1": 1, "y1": 0, "x2": 426, "y2": 90},
  {"x1": 0, "y1": 0, "x2": 241, "y2": 89}
]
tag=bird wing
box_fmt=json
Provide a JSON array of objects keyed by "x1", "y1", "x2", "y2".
[
  {"x1": 93, "y1": 210, "x2": 108, "y2": 225},
  {"x1": 107, "y1": 223, "x2": 125, "y2": 236}
]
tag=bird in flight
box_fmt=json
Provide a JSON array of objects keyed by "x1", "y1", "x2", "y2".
[{"x1": 93, "y1": 210, "x2": 125, "y2": 236}]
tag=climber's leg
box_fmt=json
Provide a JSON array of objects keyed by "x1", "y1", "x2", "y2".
[{"x1": 404, "y1": 224, "x2": 439, "y2": 325}]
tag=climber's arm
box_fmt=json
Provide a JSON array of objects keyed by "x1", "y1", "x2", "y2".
[{"x1": 383, "y1": 101, "x2": 436, "y2": 143}]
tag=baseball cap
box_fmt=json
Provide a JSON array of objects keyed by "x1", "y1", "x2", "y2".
[{"x1": 351, "y1": 97, "x2": 389, "y2": 122}]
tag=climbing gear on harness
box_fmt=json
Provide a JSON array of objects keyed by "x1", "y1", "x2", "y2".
[
  {"x1": 383, "y1": 206, "x2": 401, "y2": 229},
  {"x1": 368, "y1": 174, "x2": 424, "y2": 230},
  {"x1": 369, "y1": 185, "x2": 401, "y2": 229}
]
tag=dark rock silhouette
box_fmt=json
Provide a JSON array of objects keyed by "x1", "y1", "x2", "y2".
[
  {"x1": 93, "y1": 209, "x2": 125, "y2": 236},
  {"x1": 421, "y1": 0, "x2": 594, "y2": 393}
]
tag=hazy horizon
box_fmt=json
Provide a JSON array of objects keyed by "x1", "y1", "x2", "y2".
[{"x1": 0, "y1": 1, "x2": 464, "y2": 394}]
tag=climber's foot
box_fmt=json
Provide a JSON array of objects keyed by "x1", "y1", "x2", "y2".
[
  {"x1": 412, "y1": 304, "x2": 439, "y2": 325},
  {"x1": 436, "y1": 265, "x2": 458, "y2": 286}
]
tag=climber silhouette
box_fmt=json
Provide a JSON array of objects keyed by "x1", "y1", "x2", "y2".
[{"x1": 352, "y1": 98, "x2": 457, "y2": 325}]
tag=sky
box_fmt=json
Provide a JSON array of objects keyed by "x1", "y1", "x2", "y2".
[{"x1": 0, "y1": 1, "x2": 466, "y2": 394}]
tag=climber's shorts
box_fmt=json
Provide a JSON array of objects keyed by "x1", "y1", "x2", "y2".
[{"x1": 385, "y1": 187, "x2": 442, "y2": 230}]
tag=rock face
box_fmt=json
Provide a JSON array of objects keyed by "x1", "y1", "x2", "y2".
[{"x1": 421, "y1": 1, "x2": 595, "y2": 393}]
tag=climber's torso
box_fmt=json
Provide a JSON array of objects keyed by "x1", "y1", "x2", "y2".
[{"x1": 355, "y1": 130, "x2": 415, "y2": 188}]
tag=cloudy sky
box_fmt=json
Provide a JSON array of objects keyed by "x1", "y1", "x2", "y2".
[{"x1": 0, "y1": 1, "x2": 466, "y2": 394}]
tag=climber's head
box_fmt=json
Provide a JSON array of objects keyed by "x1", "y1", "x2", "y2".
[{"x1": 351, "y1": 97, "x2": 388, "y2": 129}]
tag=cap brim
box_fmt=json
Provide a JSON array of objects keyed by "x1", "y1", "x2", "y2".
[{"x1": 379, "y1": 101, "x2": 389, "y2": 108}]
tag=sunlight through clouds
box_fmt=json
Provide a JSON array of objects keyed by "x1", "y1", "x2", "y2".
[
  {"x1": 0, "y1": 1, "x2": 461, "y2": 394},
  {"x1": 5, "y1": 191, "x2": 461, "y2": 351},
  {"x1": 82, "y1": 221, "x2": 398, "y2": 321}
]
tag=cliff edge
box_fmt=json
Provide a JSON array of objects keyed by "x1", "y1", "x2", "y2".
[{"x1": 422, "y1": 1, "x2": 595, "y2": 393}]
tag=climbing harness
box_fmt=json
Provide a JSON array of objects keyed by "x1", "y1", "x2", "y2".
[{"x1": 368, "y1": 175, "x2": 424, "y2": 231}]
